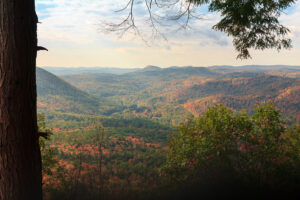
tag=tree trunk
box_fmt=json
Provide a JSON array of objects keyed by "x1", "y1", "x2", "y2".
[{"x1": 0, "y1": 0, "x2": 42, "y2": 199}]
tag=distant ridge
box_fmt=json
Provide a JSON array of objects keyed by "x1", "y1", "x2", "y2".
[
  {"x1": 142, "y1": 65, "x2": 161, "y2": 71},
  {"x1": 209, "y1": 65, "x2": 300, "y2": 70},
  {"x1": 41, "y1": 65, "x2": 300, "y2": 76},
  {"x1": 128, "y1": 66, "x2": 219, "y2": 79},
  {"x1": 41, "y1": 66, "x2": 139, "y2": 75}
]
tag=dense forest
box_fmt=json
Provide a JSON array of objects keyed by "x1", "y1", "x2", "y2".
[
  {"x1": 39, "y1": 104, "x2": 300, "y2": 199},
  {"x1": 36, "y1": 66, "x2": 300, "y2": 199}
]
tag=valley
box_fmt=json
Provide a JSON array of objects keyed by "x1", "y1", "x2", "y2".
[
  {"x1": 37, "y1": 65, "x2": 300, "y2": 199},
  {"x1": 39, "y1": 65, "x2": 300, "y2": 125}
]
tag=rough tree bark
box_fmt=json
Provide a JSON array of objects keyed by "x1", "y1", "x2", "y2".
[{"x1": 0, "y1": 0, "x2": 42, "y2": 199}]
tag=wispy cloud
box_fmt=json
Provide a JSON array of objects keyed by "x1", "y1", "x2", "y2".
[
  {"x1": 36, "y1": 0, "x2": 300, "y2": 67},
  {"x1": 36, "y1": 0, "x2": 228, "y2": 45}
]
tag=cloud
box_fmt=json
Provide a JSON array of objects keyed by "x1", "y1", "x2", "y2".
[
  {"x1": 280, "y1": 1, "x2": 300, "y2": 47},
  {"x1": 36, "y1": 0, "x2": 228, "y2": 46},
  {"x1": 37, "y1": 0, "x2": 121, "y2": 43},
  {"x1": 35, "y1": 0, "x2": 300, "y2": 67}
]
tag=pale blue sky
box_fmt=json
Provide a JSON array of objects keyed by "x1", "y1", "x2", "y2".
[{"x1": 36, "y1": 0, "x2": 300, "y2": 68}]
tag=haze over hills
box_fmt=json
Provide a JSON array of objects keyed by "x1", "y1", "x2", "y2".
[
  {"x1": 37, "y1": 65, "x2": 300, "y2": 124},
  {"x1": 36, "y1": 67, "x2": 99, "y2": 114},
  {"x1": 208, "y1": 65, "x2": 300, "y2": 78},
  {"x1": 209, "y1": 65, "x2": 300, "y2": 69},
  {"x1": 41, "y1": 65, "x2": 300, "y2": 75},
  {"x1": 42, "y1": 66, "x2": 139, "y2": 75}
]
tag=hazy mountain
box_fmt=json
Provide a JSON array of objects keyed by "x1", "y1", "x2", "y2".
[
  {"x1": 41, "y1": 66, "x2": 139, "y2": 75},
  {"x1": 36, "y1": 67, "x2": 99, "y2": 114},
  {"x1": 127, "y1": 66, "x2": 219, "y2": 79},
  {"x1": 142, "y1": 65, "x2": 161, "y2": 71}
]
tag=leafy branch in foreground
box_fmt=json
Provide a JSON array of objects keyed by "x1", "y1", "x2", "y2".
[
  {"x1": 106, "y1": 0, "x2": 295, "y2": 59},
  {"x1": 209, "y1": 0, "x2": 295, "y2": 59},
  {"x1": 38, "y1": 115, "x2": 57, "y2": 177}
]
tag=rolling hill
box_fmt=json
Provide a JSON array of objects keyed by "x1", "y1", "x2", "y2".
[
  {"x1": 173, "y1": 75, "x2": 296, "y2": 102},
  {"x1": 56, "y1": 66, "x2": 300, "y2": 124},
  {"x1": 36, "y1": 67, "x2": 99, "y2": 114},
  {"x1": 181, "y1": 78, "x2": 300, "y2": 122}
]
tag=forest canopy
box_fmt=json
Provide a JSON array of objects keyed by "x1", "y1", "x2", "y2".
[{"x1": 163, "y1": 103, "x2": 300, "y2": 198}]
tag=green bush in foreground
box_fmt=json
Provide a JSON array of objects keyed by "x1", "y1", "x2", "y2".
[{"x1": 163, "y1": 103, "x2": 300, "y2": 197}]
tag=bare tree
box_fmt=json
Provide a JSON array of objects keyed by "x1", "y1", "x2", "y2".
[{"x1": 104, "y1": 0, "x2": 201, "y2": 40}]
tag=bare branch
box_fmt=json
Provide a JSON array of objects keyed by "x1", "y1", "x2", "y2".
[
  {"x1": 37, "y1": 46, "x2": 48, "y2": 51},
  {"x1": 102, "y1": 0, "x2": 204, "y2": 42}
]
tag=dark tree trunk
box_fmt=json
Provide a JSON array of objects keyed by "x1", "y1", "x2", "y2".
[{"x1": 0, "y1": 0, "x2": 42, "y2": 199}]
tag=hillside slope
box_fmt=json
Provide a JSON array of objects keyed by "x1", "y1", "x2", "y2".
[
  {"x1": 37, "y1": 67, "x2": 99, "y2": 114},
  {"x1": 177, "y1": 75, "x2": 300, "y2": 122}
]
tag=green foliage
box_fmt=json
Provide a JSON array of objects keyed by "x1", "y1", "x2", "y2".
[
  {"x1": 163, "y1": 103, "x2": 300, "y2": 191},
  {"x1": 190, "y1": 0, "x2": 295, "y2": 59},
  {"x1": 38, "y1": 115, "x2": 58, "y2": 176}
]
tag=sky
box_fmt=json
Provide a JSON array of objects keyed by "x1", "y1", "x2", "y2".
[{"x1": 36, "y1": 0, "x2": 300, "y2": 68}]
